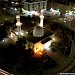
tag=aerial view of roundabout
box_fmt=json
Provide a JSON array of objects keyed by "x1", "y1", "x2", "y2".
[{"x1": 0, "y1": 7, "x2": 75, "y2": 75}]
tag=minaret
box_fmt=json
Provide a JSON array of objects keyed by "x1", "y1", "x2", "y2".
[
  {"x1": 39, "y1": 9, "x2": 44, "y2": 27},
  {"x1": 16, "y1": 15, "x2": 22, "y2": 38}
]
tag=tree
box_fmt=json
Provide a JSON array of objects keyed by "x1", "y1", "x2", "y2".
[
  {"x1": 0, "y1": 25, "x2": 7, "y2": 41},
  {"x1": 16, "y1": 37, "x2": 26, "y2": 48}
]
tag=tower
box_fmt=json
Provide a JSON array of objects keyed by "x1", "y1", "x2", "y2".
[
  {"x1": 33, "y1": 9, "x2": 44, "y2": 37},
  {"x1": 16, "y1": 15, "x2": 22, "y2": 38},
  {"x1": 39, "y1": 9, "x2": 44, "y2": 27}
]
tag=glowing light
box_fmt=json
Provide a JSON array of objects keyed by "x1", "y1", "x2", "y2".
[
  {"x1": 52, "y1": 37, "x2": 56, "y2": 41},
  {"x1": 21, "y1": 10, "x2": 39, "y2": 17},
  {"x1": 16, "y1": 15, "x2": 20, "y2": 19},
  {"x1": 69, "y1": 12, "x2": 72, "y2": 15},
  {"x1": 50, "y1": 8, "x2": 60, "y2": 15},
  {"x1": 39, "y1": 52, "x2": 42, "y2": 55},
  {"x1": 2, "y1": 39, "x2": 5, "y2": 42},
  {"x1": 15, "y1": 2, "x2": 18, "y2": 5},
  {"x1": 11, "y1": 2, "x2": 14, "y2": 3},
  {"x1": 20, "y1": 31, "x2": 24, "y2": 35},
  {"x1": 50, "y1": 8, "x2": 54, "y2": 12},
  {"x1": 66, "y1": 10, "x2": 68, "y2": 13},
  {"x1": 26, "y1": 31, "x2": 28, "y2": 34},
  {"x1": 36, "y1": 50, "x2": 43, "y2": 55},
  {"x1": 15, "y1": 31, "x2": 24, "y2": 36},
  {"x1": 34, "y1": 42, "x2": 44, "y2": 54},
  {"x1": 64, "y1": 20, "x2": 66, "y2": 23},
  {"x1": 40, "y1": 15, "x2": 44, "y2": 19},
  {"x1": 16, "y1": 22, "x2": 22, "y2": 26},
  {"x1": 34, "y1": 12, "x2": 39, "y2": 16},
  {"x1": 2, "y1": 38, "x2": 6, "y2": 42},
  {"x1": 15, "y1": 32, "x2": 18, "y2": 35},
  {"x1": 15, "y1": 8, "x2": 17, "y2": 11},
  {"x1": 44, "y1": 40, "x2": 52, "y2": 50}
]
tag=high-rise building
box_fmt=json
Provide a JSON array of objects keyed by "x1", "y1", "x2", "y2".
[{"x1": 22, "y1": 0, "x2": 47, "y2": 11}]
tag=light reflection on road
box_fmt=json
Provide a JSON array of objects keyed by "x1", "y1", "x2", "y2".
[{"x1": 0, "y1": 37, "x2": 15, "y2": 47}]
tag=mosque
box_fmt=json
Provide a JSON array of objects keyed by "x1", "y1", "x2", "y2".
[
  {"x1": 7, "y1": 8, "x2": 75, "y2": 75},
  {"x1": 0, "y1": 1, "x2": 74, "y2": 74}
]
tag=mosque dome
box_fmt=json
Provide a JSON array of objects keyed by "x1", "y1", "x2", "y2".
[{"x1": 33, "y1": 25, "x2": 44, "y2": 37}]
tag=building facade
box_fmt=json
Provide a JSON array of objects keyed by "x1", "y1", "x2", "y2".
[{"x1": 22, "y1": 0, "x2": 47, "y2": 11}]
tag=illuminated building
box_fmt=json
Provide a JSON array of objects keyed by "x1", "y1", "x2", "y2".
[
  {"x1": 33, "y1": 42, "x2": 44, "y2": 54},
  {"x1": 22, "y1": 0, "x2": 47, "y2": 11}
]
